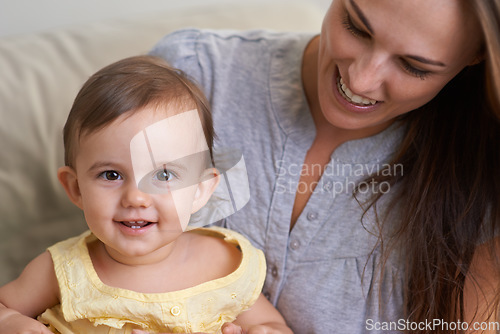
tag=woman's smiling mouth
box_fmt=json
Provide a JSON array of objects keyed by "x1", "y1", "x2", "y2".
[
  {"x1": 330, "y1": 70, "x2": 382, "y2": 114},
  {"x1": 337, "y1": 77, "x2": 377, "y2": 106}
]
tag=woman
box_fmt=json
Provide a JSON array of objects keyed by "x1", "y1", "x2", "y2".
[{"x1": 150, "y1": 0, "x2": 500, "y2": 332}]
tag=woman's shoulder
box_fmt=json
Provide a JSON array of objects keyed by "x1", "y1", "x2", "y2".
[
  {"x1": 150, "y1": 28, "x2": 314, "y2": 71},
  {"x1": 151, "y1": 28, "x2": 308, "y2": 51}
]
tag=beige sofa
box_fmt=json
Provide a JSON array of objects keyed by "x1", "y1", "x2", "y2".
[{"x1": 0, "y1": 2, "x2": 322, "y2": 285}]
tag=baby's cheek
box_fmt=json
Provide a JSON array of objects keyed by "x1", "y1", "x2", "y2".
[{"x1": 167, "y1": 185, "x2": 198, "y2": 231}]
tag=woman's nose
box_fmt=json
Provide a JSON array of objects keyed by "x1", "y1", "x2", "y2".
[
  {"x1": 347, "y1": 50, "x2": 387, "y2": 96},
  {"x1": 121, "y1": 182, "x2": 152, "y2": 208}
]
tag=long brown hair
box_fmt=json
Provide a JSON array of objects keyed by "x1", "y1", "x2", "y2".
[{"x1": 359, "y1": 0, "x2": 500, "y2": 332}]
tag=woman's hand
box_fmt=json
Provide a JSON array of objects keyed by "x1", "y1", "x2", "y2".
[
  {"x1": 131, "y1": 322, "x2": 291, "y2": 334},
  {"x1": 130, "y1": 293, "x2": 294, "y2": 334},
  {"x1": 131, "y1": 331, "x2": 207, "y2": 334},
  {"x1": 228, "y1": 294, "x2": 293, "y2": 334},
  {"x1": 221, "y1": 322, "x2": 245, "y2": 334},
  {"x1": 222, "y1": 322, "x2": 293, "y2": 334}
]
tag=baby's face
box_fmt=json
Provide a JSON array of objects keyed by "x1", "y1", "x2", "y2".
[{"x1": 71, "y1": 107, "x2": 215, "y2": 263}]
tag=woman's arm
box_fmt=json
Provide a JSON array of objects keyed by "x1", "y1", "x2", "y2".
[{"x1": 0, "y1": 251, "x2": 59, "y2": 333}]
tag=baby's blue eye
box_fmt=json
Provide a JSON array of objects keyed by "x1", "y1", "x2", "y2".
[
  {"x1": 154, "y1": 168, "x2": 173, "y2": 182},
  {"x1": 101, "y1": 171, "x2": 122, "y2": 181}
]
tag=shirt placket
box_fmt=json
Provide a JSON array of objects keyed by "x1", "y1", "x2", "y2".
[{"x1": 263, "y1": 133, "x2": 336, "y2": 304}]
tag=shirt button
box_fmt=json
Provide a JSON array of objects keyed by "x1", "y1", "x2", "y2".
[
  {"x1": 170, "y1": 305, "x2": 181, "y2": 316},
  {"x1": 290, "y1": 239, "x2": 301, "y2": 250},
  {"x1": 271, "y1": 266, "x2": 278, "y2": 277},
  {"x1": 306, "y1": 211, "x2": 318, "y2": 221}
]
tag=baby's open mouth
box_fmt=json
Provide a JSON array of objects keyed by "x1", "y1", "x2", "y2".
[{"x1": 120, "y1": 221, "x2": 153, "y2": 229}]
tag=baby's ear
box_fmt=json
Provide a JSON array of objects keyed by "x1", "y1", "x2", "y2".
[
  {"x1": 191, "y1": 168, "x2": 220, "y2": 214},
  {"x1": 57, "y1": 166, "x2": 83, "y2": 209}
]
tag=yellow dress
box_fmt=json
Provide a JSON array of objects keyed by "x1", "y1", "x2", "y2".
[{"x1": 38, "y1": 227, "x2": 266, "y2": 334}]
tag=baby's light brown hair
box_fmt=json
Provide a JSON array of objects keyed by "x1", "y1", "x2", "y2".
[{"x1": 63, "y1": 55, "x2": 214, "y2": 168}]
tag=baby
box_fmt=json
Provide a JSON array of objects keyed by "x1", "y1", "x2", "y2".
[{"x1": 0, "y1": 56, "x2": 291, "y2": 334}]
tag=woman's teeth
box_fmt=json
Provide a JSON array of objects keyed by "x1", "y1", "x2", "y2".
[{"x1": 338, "y1": 77, "x2": 377, "y2": 106}]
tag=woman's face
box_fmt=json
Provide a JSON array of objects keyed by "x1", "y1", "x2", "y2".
[{"x1": 316, "y1": 0, "x2": 482, "y2": 134}]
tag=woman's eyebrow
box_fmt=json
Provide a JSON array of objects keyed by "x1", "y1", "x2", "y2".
[
  {"x1": 349, "y1": 0, "x2": 446, "y2": 68},
  {"x1": 349, "y1": 0, "x2": 374, "y2": 35},
  {"x1": 406, "y1": 55, "x2": 446, "y2": 67}
]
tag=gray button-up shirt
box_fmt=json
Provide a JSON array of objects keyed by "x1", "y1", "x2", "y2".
[{"x1": 151, "y1": 29, "x2": 405, "y2": 333}]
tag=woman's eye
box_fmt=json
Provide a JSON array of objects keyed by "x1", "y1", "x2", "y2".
[
  {"x1": 401, "y1": 59, "x2": 430, "y2": 80},
  {"x1": 100, "y1": 171, "x2": 122, "y2": 181},
  {"x1": 342, "y1": 13, "x2": 370, "y2": 38},
  {"x1": 154, "y1": 168, "x2": 174, "y2": 182}
]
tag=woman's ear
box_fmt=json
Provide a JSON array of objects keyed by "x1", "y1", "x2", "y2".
[
  {"x1": 191, "y1": 168, "x2": 220, "y2": 214},
  {"x1": 469, "y1": 55, "x2": 484, "y2": 66},
  {"x1": 57, "y1": 166, "x2": 83, "y2": 209},
  {"x1": 469, "y1": 48, "x2": 485, "y2": 66}
]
